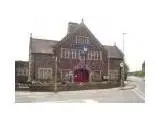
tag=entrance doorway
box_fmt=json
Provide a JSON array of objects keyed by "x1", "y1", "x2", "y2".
[{"x1": 74, "y1": 68, "x2": 89, "y2": 83}]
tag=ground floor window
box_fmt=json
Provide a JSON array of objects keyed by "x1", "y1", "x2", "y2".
[
  {"x1": 16, "y1": 68, "x2": 28, "y2": 76},
  {"x1": 93, "y1": 70, "x2": 101, "y2": 78},
  {"x1": 38, "y1": 68, "x2": 52, "y2": 80},
  {"x1": 109, "y1": 70, "x2": 119, "y2": 80},
  {"x1": 61, "y1": 69, "x2": 72, "y2": 81}
]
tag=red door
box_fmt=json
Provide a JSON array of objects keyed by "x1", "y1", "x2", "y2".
[{"x1": 74, "y1": 69, "x2": 89, "y2": 83}]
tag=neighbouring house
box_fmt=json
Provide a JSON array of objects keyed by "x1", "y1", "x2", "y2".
[
  {"x1": 142, "y1": 61, "x2": 145, "y2": 73},
  {"x1": 15, "y1": 61, "x2": 28, "y2": 87},
  {"x1": 16, "y1": 20, "x2": 124, "y2": 89}
]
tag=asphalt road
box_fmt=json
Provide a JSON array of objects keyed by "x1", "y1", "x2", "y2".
[
  {"x1": 15, "y1": 76, "x2": 145, "y2": 103},
  {"x1": 127, "y1": 76, "x2": 145, "y2": 94}
]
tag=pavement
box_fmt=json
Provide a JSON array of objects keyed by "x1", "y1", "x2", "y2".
[{"x1": 15, "y1": 76, "x2": 145, "y2": 103}]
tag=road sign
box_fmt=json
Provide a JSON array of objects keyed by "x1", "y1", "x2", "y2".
[
  {"x1": 84, "y1": 47, "x2": 87, "y2": 52},
  {"x1": 120, "y1": 62, "x2": 124, "y2": 67}
]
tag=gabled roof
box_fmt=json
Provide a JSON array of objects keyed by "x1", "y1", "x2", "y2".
[
  {"x1": 31, "y1": 38, "x2": 58, "y2": 54},
  {"x1": 30, "y1": 38, "x2": 123, "y2": 59},
  {"x1": 29, "y1": 21, "x2": 123, "y2": 59},
  {"x1": 104, "y1": 45, "x2": 124, "y2": 59},
  {"x1": 55, "y1": 22, "x2": 102, "y2": 49}
]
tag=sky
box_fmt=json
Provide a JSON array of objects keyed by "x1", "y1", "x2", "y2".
[{"x1": 1, "y1": 0, "x2": 159, "y2": 71}]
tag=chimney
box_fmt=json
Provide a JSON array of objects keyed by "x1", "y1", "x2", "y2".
[{"x1": 67, "y1": 22, "x2": 79, "y2": 34}]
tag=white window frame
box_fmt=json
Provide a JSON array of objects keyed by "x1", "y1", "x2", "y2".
[
  {"x1": 76, "y1": 36, "x2": 89, "y2": 44},
  {"x1": 38, "y1": 68, "x2": 52, "y2": 80},
  {"x1": 80, "y1": 50, "x2": 85, "y2": 60},
  {"x1": 72, "y1": 49, "x2": 76, "y2": 59},
  {"x1": 95, "y1": 51, "x2": 99, "y2": 60},
  {"x1": 64, "y1": 48, "x2": 70, "y2": 59},
  {"x1": 91, "y1": 50, "x2": 94, "y2": 60},
  {"x1": 76, "y1": 49, "x2": 80, "y2": 59},
  {"x1": 100, "y1": 51, "x2": 102, "y2": 60},
  {"x1": 87, "y1": 51, "x2": 90, "y2": 60}
]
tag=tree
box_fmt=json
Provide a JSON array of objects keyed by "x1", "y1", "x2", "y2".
[
  {"x1": 124, "y1": 63, "x2": 129, "y2": 81},
  {"x1": 142, "y1": 61, "x2": 145, "y2": 75}
]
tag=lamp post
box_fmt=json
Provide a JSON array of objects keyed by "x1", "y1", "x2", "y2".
[
  {"x1": 53, "y1": 47, "x2": 57, "y2": 93},
  {"x1": 54, "y1": 56, "x2": 58, "y2": 92},
  {"x1": 121, "y1": 33, "x2": 127, "y2": 87}
]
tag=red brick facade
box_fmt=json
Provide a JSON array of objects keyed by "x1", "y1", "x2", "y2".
[{"x1": 16, "y1": 21, "x2": 123, "y2": 87}]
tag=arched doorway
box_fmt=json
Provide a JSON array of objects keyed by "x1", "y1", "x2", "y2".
[{"x1": 74, "y1": 68, "x2": 89, "y2": 83}]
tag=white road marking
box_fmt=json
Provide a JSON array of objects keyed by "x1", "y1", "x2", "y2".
[
  {"x1": 135, "y1": 88, "x2": 145, "y2": 97},
  {"x1": 132, "y1": 89, "x2": 145, "y2": 101},
  {"x1": 83, "y1": 99, "x2": 99, "y2": 103},
  {"x1": 53, "y1": 99, "x2": 99, "y2": 103}
]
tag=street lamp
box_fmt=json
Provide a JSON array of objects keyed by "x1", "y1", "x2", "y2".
[
  {"x1": 54, "y1": 56, "x2": 58, "y2": 92},
  {"x1": 121, "y1": 33, "x2": 127, "y2": 87},
  {"x1": 53, "y1": 47, "x2": 58, "y2": 93}
]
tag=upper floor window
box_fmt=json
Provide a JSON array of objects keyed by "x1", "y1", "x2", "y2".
[
  {"x1": 61, "y1": 48, "x2": 102, "y2": 60},
  {"x1": 62, "y1": 48, "x2": 70, "y2": 59},
  {"x1": 61, "y1": 48, "x2": 78, "y2": 59},
  {"x1": 76, "y1": 36, "x2": 89, "y2": 44},
  {"x1": 71, "y1": 49, "x2": 76, "y2": 59}
]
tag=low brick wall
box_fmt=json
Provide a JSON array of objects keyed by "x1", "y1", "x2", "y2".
[{"x1": 23, "y1": 82, "x2": 121, "y2": 92}]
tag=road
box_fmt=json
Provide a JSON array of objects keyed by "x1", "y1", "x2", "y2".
[
  {"x1": 127, "y1": 76, "x2": 145, "y2": 94},
  {"x1": 15, "y1": 76, "x2": 145, "y2": 103}
]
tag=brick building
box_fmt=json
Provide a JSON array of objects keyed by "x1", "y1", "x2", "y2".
[
  {"x1": 27, "y1": 20, "x2": 123, "y2": 86},
  {"x1": 15, "y1": 61, "x2": 28, "y2": 87}
]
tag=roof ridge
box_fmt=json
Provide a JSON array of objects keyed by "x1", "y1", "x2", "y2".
[
  {"x1": 32, "y1": 37, "x2": 58, "y2": 42},
  {"x1": 103, "y1": 45, "x2": 113, "y2": 47}
]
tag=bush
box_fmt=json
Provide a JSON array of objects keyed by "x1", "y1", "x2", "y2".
[{"x1": 135, "y1": 71, "x2": 145, "y2": 77}]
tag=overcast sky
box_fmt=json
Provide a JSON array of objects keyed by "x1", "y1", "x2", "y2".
[{"x1": 2, "y1": 0, "x2": 159, "y2": 71}]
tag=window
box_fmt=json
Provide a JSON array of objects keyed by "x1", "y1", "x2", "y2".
[
  {"x1": 16, "y1": 68, "x2": 28, "y2": 76},
  {"x1": 100, "y1": 52, "x2": 102, "y2": 60},
  {"x1": 80, "y1": 50, "x2": 85, "y2": 60},
  {"x1": 38, "y1": 68, "x2": 52, "y2": 80},
  {"x1": 98, "y1": 51, "x2": 101, "y2": 60},
  {"x1": 62, "y1": 48, "x2": 70, "y2": 59},
  {"x1": 93, "y1": 71, "x2": 101, "y2": 78},
  {"x1": 87, "y1": 51, "x2": 90, "y2": 60},
  {"x1": 95, "y1": 51, "x2": 99, "y2": 60},
  {"x1": 65, "y1": 49, "x2": 70, "y2": 58},
  {"x1": 62, "y1": 69, "x2": 70, "y2": 80},
  {"x1": 62, "y1": 48, "x2": 65, "y2": 58},
  {"x1": 93, "y1": 51, "x2": 96, "y2": 60},
  {"x1": 109, "y1": 70, "x2": 119, "y2": 80},
  {"x1": 91, "y1": 51, "x2": 94, "y2": 60},
  {"x1": 76, "y1": 49, "x2": 79, "y2": 59},
  {"x1": 25, "y1": 68, "x2": 28, "y2": 76},
  {"x1": 72, "y1": 49, "x2": 76, "y2": 59},
  {"x1": 76, "y1": 36, "x2": 89, "y2": 44}
]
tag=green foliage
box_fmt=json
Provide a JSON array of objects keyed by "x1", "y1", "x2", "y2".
[
  {"x1": 124, "y1": 63, "x2": 129, "y2": 73},
  {"x1": 135, "y1": 71, "x2": 145, "y2": 77}
]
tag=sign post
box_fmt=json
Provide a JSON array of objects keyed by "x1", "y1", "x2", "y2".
[{"x1": 120, "y1": 62, "x2": 124, "y2": 87}]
